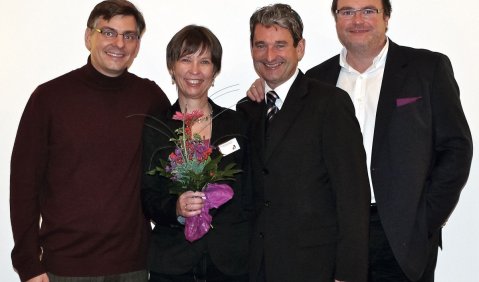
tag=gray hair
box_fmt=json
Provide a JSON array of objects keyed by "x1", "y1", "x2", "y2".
[{"x1": 250, "y1": 3, "x2": 303, "y2": 47}]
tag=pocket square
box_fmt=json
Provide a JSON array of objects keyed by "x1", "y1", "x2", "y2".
[{"x1": 396, "y1": 96, "x2": 422, "y2": 107}]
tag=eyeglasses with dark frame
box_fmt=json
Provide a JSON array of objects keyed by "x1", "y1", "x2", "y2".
[
  {"x1": 335, "y1": 8, "x2": 383, "y2": 19},
  {"x1": 93, "y1": 27, "x2": 140, "y2": 42}
]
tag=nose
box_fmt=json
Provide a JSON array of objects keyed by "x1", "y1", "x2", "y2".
[
  {"x1": 266, "y1": 46, "x2": 276, "y2": 62},
  {"x1": 113, "y1": 35, "x2": 126, "y2": 48},
  {"x1": 352, "y1": 11, "x2": 365, "y2": 23},
  {"x1": 190, "y1": 61, "x2": 200, "y2": 74}
]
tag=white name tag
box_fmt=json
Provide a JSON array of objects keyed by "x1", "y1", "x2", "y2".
[{"x1": 218, "y1": 138, "x2": 240, "y2": 156}]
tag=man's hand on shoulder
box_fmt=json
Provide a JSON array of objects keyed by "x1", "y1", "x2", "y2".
[{"x1": 246, "y1": 78, "x2": 265, "y2": 102}]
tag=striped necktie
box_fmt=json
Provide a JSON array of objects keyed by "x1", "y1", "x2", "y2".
[{"x1": 266, "y1": 91, "x2": 279, "y2": 122}]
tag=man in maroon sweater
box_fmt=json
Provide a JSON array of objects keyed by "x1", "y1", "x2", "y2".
[{"x1": 10, "y1": 1, "x2": 170, "y2": 281}]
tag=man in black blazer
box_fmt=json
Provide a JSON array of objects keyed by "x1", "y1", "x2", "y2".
[
  {"x1": 248, "y1": 0, "x2": 473, "y2": 281},
  {"x1": 238, "y1": 4, "x2": 371, "y2": 282}
]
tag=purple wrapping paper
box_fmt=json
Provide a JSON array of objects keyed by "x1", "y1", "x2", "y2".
[{"x1": 184, "y1": 183, "x2": 234, "y2": 242}]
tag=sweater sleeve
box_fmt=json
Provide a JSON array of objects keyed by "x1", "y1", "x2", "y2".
[{"x1": 10, "y1": 87, "x2": 48, "y2": 281}]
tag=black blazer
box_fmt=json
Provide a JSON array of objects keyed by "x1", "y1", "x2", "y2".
[
  {"x1": 141, "y1": 100, "x2": 253, "y2": 276},
  {"x1": 306, "y1": 40, "x2": 473, "y2": 280},
  {"x1": 237, "y1": 72, "x2": 370, "y2": 282}
]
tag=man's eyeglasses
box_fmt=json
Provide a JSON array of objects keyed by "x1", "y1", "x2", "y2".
[
  {"x1": 335, "y1": 8, "x2": 383, "y2": 19},
  {"x1": 93, "y1": 28, "x2": 140, "y2": 42}
]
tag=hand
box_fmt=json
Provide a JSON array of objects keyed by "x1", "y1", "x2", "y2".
[
  {"x1": 246, "y1": 78, "x2": 265, "y2": 102},
  {"x1": 176, "y1": 191, "x2": 205, "y2": 218},
  {"x1": 26, "y1": 273, "x2": 49, "y2": 282}
]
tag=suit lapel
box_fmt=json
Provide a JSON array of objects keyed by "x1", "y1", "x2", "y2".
[
  {"x1": 372, "y1": 41, "x2": 409, "y2": 160},
  {"x1": 264, "y1": 73, "x2": 308, "y2": 162},
  {"x1": 239, "y1": 98, "x2": 267, "y2": 164},
  {"x1": 322, "y1": 56, "x2": 341, "y2": 85},
  {"x1": 255, "y1": 105, "x2": 267, "y2": 164}
]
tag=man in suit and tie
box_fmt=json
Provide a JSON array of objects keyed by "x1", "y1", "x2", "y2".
[
  {"x1": 237, "y1": 4, "x2": 371, "y2": 282},
  {"x1": 247, "y1": 0, "x2": 473, "y2": 281}
]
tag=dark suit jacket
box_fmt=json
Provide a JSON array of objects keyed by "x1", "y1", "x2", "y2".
[
  {"x1": 306, "y1": 40, "x2": 473, "y2": 280},
  {"x1": 141, "y1": 100, "x2": 253, "y2": 276},
  {"x1": 237, "y1": 72, "x2": 370, "y2": 282}
]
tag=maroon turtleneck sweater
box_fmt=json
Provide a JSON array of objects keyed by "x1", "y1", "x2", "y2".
[{"x1": 10, "y1": 58, "x2": 170, "y2": 281}]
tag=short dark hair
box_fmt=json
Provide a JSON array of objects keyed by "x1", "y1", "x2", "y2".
[
  {"x1": 166, "y1": 25, "x2": 223, "y2": 76},
  {"x1": 87, "y1": 0, "x2": 146, "y2": 36},
  {"x1": 331, "y1": 0, "x2": 392, "y2": 18},
  {"x1": 250, "y1": 3, "x2": 304, "y2": 47}
]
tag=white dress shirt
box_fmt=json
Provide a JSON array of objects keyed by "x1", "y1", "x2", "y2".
[
  {"x1": 337, "y1": 40, "x2": 389, "y2": 203},
  {"x1": 264, "y1": 69, "x2": 300, "y2": 110}
]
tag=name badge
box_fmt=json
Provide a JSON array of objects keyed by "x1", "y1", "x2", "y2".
[{"x1": 218, "y1": 138, "x2": 240, "y2": 156}]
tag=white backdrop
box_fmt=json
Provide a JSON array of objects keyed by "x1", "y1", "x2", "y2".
[{"x1": 1, "y1": 1, "x2": 477, "y2": 281}]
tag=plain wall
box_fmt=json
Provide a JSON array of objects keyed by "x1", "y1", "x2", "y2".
[{"x1": 1, "y1": 1, "x2": 477, "y2": 281}]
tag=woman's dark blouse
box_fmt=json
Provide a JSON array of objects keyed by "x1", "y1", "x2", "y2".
[{"x1": 141, "y1": 99, "x2": 253, "y2": 275}]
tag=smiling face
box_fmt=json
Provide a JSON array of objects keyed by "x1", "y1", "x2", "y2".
[
  {"x1": 335, "y1": 0, "x2": 389, "y2": 56},
  {"x1": 171, "y1": 48, "x2": 215, "y2": 102},
  {"x1": 251, "y1": 24, "x2": 305, "y2": 89},
  {"x1": 85, "y1": 15, "x2": 140, "y2": 77}
]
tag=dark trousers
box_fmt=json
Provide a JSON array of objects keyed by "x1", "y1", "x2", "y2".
[
  {"x1": 368, "y1": 205, "x2": 439, "y2": 282},
  {"x1": 48, "y1": 270, "x2": 148, "y2": 282},
  {"x1": 149, "y1": 253, "x2": 248, "y2": 282}
]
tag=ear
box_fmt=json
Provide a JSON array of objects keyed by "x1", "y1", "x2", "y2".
[
  {"x1": 84, "y1": 28, "x2": 92, "y2": 51},
  {"x1": 384, "y1": 15, "x2": 390, "y2": 32},
  {"x1": 169, "y1": 68, "x2": 175, "y2": 80},
  {"x1": 296, "y1": 38, "x2": 306, "y2": 61}
]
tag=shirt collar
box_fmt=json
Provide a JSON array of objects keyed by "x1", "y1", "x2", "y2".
[
  {"x1": 339, "y1": 38, "x2": 389, "y2": 74},
  {"x1": 264, "y1": 68, "x2": 299, "y2": 103}
]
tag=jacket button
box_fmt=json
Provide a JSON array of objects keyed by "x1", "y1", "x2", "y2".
[
  {"x1": 264, "y1": 201, "x2": 271, "y2": 207},
  {"x1": 259, "y1": 232, "x2": 264, "y2": 238},
  {"x1": 262, "y1": 169, "x2": 269, "y2": 175}
]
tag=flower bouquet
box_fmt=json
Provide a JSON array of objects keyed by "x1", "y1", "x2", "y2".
[{"x1": 147, "y1": 110, "x2": 241, "y2": 242}]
